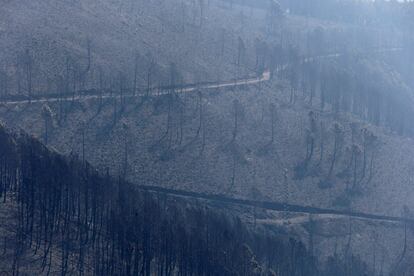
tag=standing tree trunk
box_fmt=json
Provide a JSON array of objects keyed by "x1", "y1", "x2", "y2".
[
  {"x1": 328, "y1": 124, "x2": 342, "y2": 178},
  {"x1": 232, "y1": 100, "x2": 239, "y2": 142},
  {"x1": 270, "y1": 103, "x2": 276, "y2": 144},
  {"x1": 25, "y1": 49, "x2": 33, "y2": 103}
]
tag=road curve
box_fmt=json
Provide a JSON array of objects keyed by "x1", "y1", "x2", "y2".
[
  {"x1": 0, "y1": 47, "x2": 408, "y2": 225},
  {"x1": 0, "y1": 47, "x2": 403, "y2": 105},
  {"x1": 0, "y1": 70, "x2": 271, "y2": 106}
]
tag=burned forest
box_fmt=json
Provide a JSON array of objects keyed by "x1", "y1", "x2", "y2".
[{"x1": 2, "y1": 0, "x2": 414, "y2": 275}]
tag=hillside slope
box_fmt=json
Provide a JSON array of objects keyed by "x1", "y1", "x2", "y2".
[
  {"x1": 2, "y1": 0, "x2": 414, "y2": 275},
  {"x1": 0, "y1": 124, "x2": 378, "y2": 275},
  {"x1": 0, "y1": 0, "x2": 267, "y2": 97}
]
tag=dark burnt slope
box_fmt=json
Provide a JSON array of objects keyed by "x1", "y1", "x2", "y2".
[{"x1": 0, "y1": 125, "x2": 373, "y2": 275}]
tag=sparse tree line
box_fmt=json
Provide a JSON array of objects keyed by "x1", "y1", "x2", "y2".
[
  {"x1": 0, "y1": 3, "x2": 405, "y2": 132},
  {"x1": 279, "y1": 0, "x2": 414, "y2": 30},
  {"x1": 282, "y1": 55, "x2": 414, "y2": 137},
  {"x1": 31, "y1": 38, "x2": 403, "y2": 199},
  {"x1": 0, "y1": 41, "x2": 141, "y2": 100},
  {"x1": 295, "y1": 112, "x2": 378, "y2": 200},
  {"x1": 0, "y1": 0, "x2": 284, "y2": 105},
  {"x1": 0, "y1": 125, "x2": 374, "y2": 275},
  {"x1": 0, "y1": 33, "x2": 257, "y2": 98},
  {"x1": 0, "y1": 1, "x2": 413, "y2": 274},
  {"x1": 0, "y1": 0, "x2": 272, "y2": 104}
]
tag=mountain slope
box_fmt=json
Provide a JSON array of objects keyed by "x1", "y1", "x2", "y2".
[
  {"x1": 0, "y1": 124, "x2": 376, "y2": 275},
  {"x1": 2, "y1": 0, "x2": 414, "y2": 275}
]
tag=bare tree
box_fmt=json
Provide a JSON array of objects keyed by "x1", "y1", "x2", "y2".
[
  {"x1": 146, "y1": 54, "x2": 155, "y2": 98},
  {"x1": 133, "y1": 52, "x2": 139, "y2": 96},
  {"x1": 318, "y1": 121, "x2": 325, "y2": 165},
  {"x1": 0, "y1": 70, "x2": 8, "y2": 99},
  {"x1": 79, "y1": 38, "x2": 92, "y2": 92},
  {"x1": 122, "y1": 121, "x2": 129, "y2": 178},
  {"x1": 328, "y1": 123, "x2": 343, "y2": 178},
  {"x1": 305, "y1": 111, "x2": 317, "y2": 162},
  {"x1": 198, "y1": 0, "x2": 205, "y2": 28},
  {"x1": 351, "y1": 144, "x2": 362, "y2": 191},
  {"x1": 23, "y1": 49, "x2": 34, "y2": 102},
  {"x1": 237, "y1": 37, "x2": 246, "y2": 75},
  {"x1": 360, "y1": 128, "x2": 377, "y2": 184},
  {"x1": 270, "y1": 103, "x2": 276, "y2": 144},
  {"x1": 41, "y1": 105, "x2": 53, "y2": 145},
  {"x1": 232, "y1": 99, "x2": 241, "y2": 142}
]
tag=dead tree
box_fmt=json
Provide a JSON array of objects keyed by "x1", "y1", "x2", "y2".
[
  {"x1": 195, "y1": 91, "x2": 204, "y2": 140},
  {"x1": 351, "y1": 144, "x2": 362, "y2": 191},
  {"x1": 122, "y1": 121, "x2": 129, "y2": 178},
  {"x1": 319, "y1": 123, "x2": 343, "y2": 188},
  {"x1": 0, "y1": 70, "x2": 8, "y2": 99},
  {"x1": 305, "y1": 111, "x2": 317, "y2": 162},
  {"x1": 118, "y1": 72, "x2": 126, "y2": 109},
  {"x1": 146, "y1": 54, "x2": 155, "y2": 98},
  {"x1": 23, "y1": 49, "x2": 34, "y2": 102},
  {"x1": 41, "y1": 105, "x2": 53, "y2": 145},
  {"x1": 232, "y1": 99, "x2": 240, "y2": 142},
  {"x1": 328, "y1": 123, "x2": 343, "y2": 178},
  {"x1": 318, "y1": 121, "x2": 325, "y2": 165},
  {"x1": 198, "y1": 0, "x2": 205, "y2": 28},
  {"x1": 98, "y1": 67, "x2": 104, "y2": 110},
  {"x1": 133, "y1": 52, "x2": 139, "y2": 96},
  {"x1": 237, "y1": 37, "x2": 246, "y2": 76},
  {"x1": 270, "y1": 103, "x2": 276, "y2": 144},
  {"x1": 360, "y1": 128, "x2": 377, "y2": 184},
  {"x1": 79, "y1": 38, "x2": 92, "y2": 92},
  {"x1": 159, "y1": 63, "x2": 179, "y2": 148}
]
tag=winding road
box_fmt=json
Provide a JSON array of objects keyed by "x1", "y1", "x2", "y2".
[
  {"x1": 0, "y1": 46, "x2": 408, "y2": 225},
  {"x1": 0, "y1": 47, "x2": 403, "y2": 105},
  {"x1": 0, "y1": 70, "x2": 271, "y2": 105}
]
